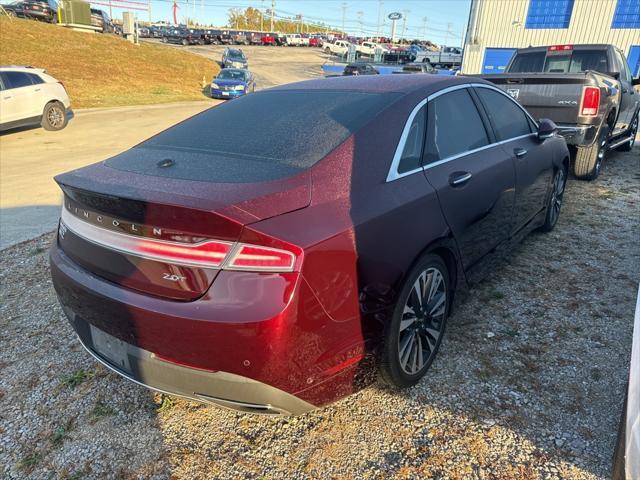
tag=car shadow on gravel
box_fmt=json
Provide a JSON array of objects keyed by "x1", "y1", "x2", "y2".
[{"x1": 0, "y1": 148, "x2": 637, "y2": 479}]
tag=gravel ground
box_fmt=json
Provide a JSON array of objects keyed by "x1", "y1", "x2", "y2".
[{"x1": 1, "y1": 146, "x2": 638, "y2": 479}]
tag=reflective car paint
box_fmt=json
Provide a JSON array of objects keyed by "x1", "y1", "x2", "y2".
[{"x1": 50, "y1": 75, "x2": 570, "y2": 412}]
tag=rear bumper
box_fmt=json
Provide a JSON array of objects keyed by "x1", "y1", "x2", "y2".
[
  {"x1": 556, "y1": 124, "x2": 598, "y2": 147},
  {"x1": 50, "y1": 239, "x2": 365, "y2": 414},
  {"x1": 67, "y1": 311, "x2": 315, "y2": 415}
]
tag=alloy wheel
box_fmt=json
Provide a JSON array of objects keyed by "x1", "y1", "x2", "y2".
[
  {"x1": 594, "y1": 137, "x2": 607, "y2": 176},
  {"x1": 549, "y1": 168, "x2": 565, "y2": 227},
  {"x1": 47, "y1": 105, "x2": 64, "y2": 128},
  {"x1": 398, "y1": 267, "x2": 447, "y2": 375}
]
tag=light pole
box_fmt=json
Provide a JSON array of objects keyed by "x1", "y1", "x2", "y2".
[
  {"x1": 376, "y1": 0, "x2": 383, "y2": 38},
  {"x1": 270, "y1": 0, "x2": 274, "y2": 32},
  {"x1": 401, "y1": 9, "x2": 409, "y2": 44},
  {"x1": 357, "y1": 10, "x2": 363, "y2": 37},
  {"x1": 341, "y1": 2, "x2": 347, "y2": 36}
]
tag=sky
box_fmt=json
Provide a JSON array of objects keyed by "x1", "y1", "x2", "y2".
[{"x1": 95, "y1": 0, "x2": 472, "y2": 45}]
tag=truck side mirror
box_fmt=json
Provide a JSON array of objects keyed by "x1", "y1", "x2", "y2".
[
  {"x1": 632, "y1": 77, "x2": 640, "y2": 86},
  {"x1": 537, "y1": 118, "x2": 558, "y2": 140}
]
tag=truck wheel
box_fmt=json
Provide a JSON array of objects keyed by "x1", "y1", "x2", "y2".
[
  {"x1": 41, "y1": 101, "x2": 67, "y2": 131},
  {"x1": 616, "y1": 112, "x2": 638, "y2": 152},
  {"x1": 573, "y1": 127, "x2": 609, "y2": 181}
]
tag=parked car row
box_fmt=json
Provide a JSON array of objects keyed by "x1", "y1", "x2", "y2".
[
  {"x1": 2, "y1": 0, "x2": 57, "y2": 23},
  {"x1": 2, "y1": 0, "x2": 115, "y2": 33}
]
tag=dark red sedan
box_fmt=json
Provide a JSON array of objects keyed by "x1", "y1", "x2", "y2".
[{"x1": 50, "y1": 75, "x2": 569, "y2": 414}]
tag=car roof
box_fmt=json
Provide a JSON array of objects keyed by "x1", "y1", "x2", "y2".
[
  {"x1": 271, "y1": 74, "x2": 485, "y2": 95},
  {"x1": 0, "y1": 65, "x2": 45, "y2": 73}
]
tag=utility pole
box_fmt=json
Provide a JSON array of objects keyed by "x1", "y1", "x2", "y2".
[
  {"x1": 300, "y1": 14, "x2": 304, "y2": 34},
  {"x1": 147, "y1": 0, "x2": 151, "y2": 23},
  {"x1": 260, "y1": 0, "x2": 264, "y2": 31},
  {"x1": 270, "y1": 0, "x2": 274, "y2": 31},
  {"x1": 421, "y1": 16, "x2": 427, "y2": 40},
  {"x1": 401, "y1": 9, "x2": 409, "y2": 44},
  {"x1": 357, "y1": 10, "x2": 363, "y2": 38},
  {"x1": 341, "y1": 2, "x2": 347, "y2": 37},
  {"x1": 444, "y1": 22, "x2": 452, "y2": 46},
  {"x1": 376, "y1": 0, "x2": 383, "y2": 38}
]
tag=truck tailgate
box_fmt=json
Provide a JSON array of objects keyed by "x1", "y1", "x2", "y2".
[{"x1": 475, "y1": 72, "x2": 602, "y2": 124}]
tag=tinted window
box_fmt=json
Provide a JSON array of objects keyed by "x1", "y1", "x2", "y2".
[
  {"x1": 398, "y1": 106, "x2": 426, "y2": 174},
  {"x1": 476, "y1": 88, "x2": 532, "y2": 140},
  {"x1": 106, "y1": 90, "x2": 401, "y2": 183},
  {"x1": 27, "y1": 73, "x2": 43, "y2": 85},
  {"x1": 2, "y1": 71, "x2": 33, "y2": 89},
  {"x1": 544, "y1": 50, "x2": 608, "y2": 73},
  {"x1": 424, "y1": 89, "x2": 489, "y2": 163},
  {"x1": 615, "y1": 50, "x2": 632, "y2": 82},
  {"x1": 509, "y1": 52, "x2": 546, "y2": 72}
]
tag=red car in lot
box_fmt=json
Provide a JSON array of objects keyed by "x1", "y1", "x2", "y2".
[
  {"x1": 50, "y1": 75, "x2": 569, "y2": 414},
  {"x1": 261, "y1": 34, "x2": 276, "y2": 46}
]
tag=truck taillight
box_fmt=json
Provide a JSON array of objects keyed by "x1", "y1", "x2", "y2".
[
  {"x1": 581, "y1": 86, "x2": 600, "y2": 116},
  {"x1": 548, "y1": 45, "x2": 573, "y2": 51}
]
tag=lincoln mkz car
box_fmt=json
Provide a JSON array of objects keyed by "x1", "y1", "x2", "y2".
[{"x1": 50, "y1": 75, "x2": 569, "y2": 415}]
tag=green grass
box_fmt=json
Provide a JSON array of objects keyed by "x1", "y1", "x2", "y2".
[
  {"x1": 59, "y1": 369, "x2": 87, "y2": 388},
  {"x1": 0, "y1": 18, "x2": 219, "y2": 108},
  {"x1": 90, "y1": 400, "x2": 116, "y2": 420},
  {"x1": 17, "y1": 452, "x2": 41, "y2": 472},
  {"x1": 156, "y1": 395, "x2": 175, "y2": 413}
]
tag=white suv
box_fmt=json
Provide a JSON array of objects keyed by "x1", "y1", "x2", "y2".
[{"x1": 0, "y1": 66, "x2": 71, "y2": 132}]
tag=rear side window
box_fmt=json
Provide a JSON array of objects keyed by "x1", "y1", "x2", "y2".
[
  {"x1": 2, "y1": 71, "x2": 33, "y2": 89},
  {"x1": 424, "y1": 89, "x2": 489, "y2": 163},
  {"x1": 106, "y1": 90, "x2": 401, "y2": 183},
  {"x1": 398, "y1": 106, "x2": 426, "y2": 174},
  {"x1": 476, "y1": 88, "x2": 533, "y2": 140},
  {"x1": 27, "y1": 73, "x2": 43, "y2": 85}
]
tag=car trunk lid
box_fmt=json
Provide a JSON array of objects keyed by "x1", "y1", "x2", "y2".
[{"x1": 55, "y1": 160, "x2": 310, "y2": 301}]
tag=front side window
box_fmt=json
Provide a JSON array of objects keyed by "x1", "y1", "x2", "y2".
[
  {"x1": 424, "y1": 89, "x2": 489, "y2": 164},
  {"x1": 476, "y1": 88, "x2": 533, "y2": 141},
  {"x1": 2, "y1": 71, "x2": 33, "y2": 89},
  {"x1": 397, "y1": 106, "x2": 426, "y2": 174},
  {"x1": 525, "y1": 0, "x2": 574, "y2": 29}
]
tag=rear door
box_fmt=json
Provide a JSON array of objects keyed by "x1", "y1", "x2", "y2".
[
  {"x1": 474, "y1": 86, "x2": 553, "y2": 233},
  {"x1": 422, "y1": 87, "x2": 516, "y2": 272},
  {"x1": 614, "y1": 49, "x2": 638, "y2": 130},
  {"x1": 0, "y1": 71, "x2": 39, "y2": 122}
]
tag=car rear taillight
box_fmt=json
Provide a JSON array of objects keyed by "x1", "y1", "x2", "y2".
[
  {"x1": 581, "y1": 86, "x2": 600, "y2": 116},
  {"x1": 60, "y1": 207, "x2": 297, "y2": 272},
  {"x1": 548, "y1": 44, "x2": 573, "y2": 51},
  {"x1": 57, "y1": 81, "x2": 66, "y2": 91},
  {"x1": 226, "y1": 244, "x2": 296, "y2": 272}
]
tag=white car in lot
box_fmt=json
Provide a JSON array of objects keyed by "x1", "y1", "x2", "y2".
[
  {"x1": 324, "y1": 40, "x2": 351, "y2": 57},
  {"x1": 0, "y1": 66, "x2": 71, "y2": 132},
  {"x1": 285, "y1": 34, "x2": 305, "y2": 47}
]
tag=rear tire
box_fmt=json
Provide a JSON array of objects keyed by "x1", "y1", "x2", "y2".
[
  {"x1": 616, "y1": 112, "x2": 638, "y2": 152},
  {"x1": 573, "y1": 126, "x2": 609, "y2": 181},
  {"x1": 379, "y1": 254, "x2": 450, "y2": 388},
  {"x1": 539, "y1": 165, "x2": 567, "y2": 232},
  {"x1": 41, "y1": 101, "x2": 67, "y2": 131}
]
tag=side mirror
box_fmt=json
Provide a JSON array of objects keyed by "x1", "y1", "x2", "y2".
[
  {"x1": 537, "y1": 118, "x2": 558, "y2": 140},
  {"x1": 632, "y1": 77, "x2": 640, "y2": 86}
]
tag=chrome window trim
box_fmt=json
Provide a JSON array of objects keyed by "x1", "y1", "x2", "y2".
[{"x1": 386, "y1": 82, "x2": 540, "y2": 183}]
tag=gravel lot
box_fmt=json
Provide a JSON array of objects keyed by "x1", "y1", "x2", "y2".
[{"x1": 1, "y1": 146, "x2": 638, "y2": 479}]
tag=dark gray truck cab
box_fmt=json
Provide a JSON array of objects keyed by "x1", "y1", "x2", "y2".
[{"x1": 475, "y1": 44, "x2": 639, "y2": 180}]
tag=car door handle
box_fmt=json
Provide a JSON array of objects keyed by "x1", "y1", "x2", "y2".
[
  {"x1": 514, "y1": 148, "x2": 527, "y2": 158},
  {"x1": 2, "y1": 96, "x2": 11, "y2": 100},
  {"x1": 34, "y1": 88, "x2": 41, "y2": 92},
  {"x1": 449, "y1": 171, "x2": 472, "y2": 186}
]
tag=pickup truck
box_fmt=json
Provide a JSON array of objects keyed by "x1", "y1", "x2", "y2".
[
  {"x1": 285, "y1": 34, "x2": 308, "y2": 47},
  {"x1": 356, "y1": 41, "x2": 388, "y2": 57},
  {"x1": 324, "y1": 40, "x2": 351, "y2": 57},
  {"x1": 415, "y1": 46, "x2": 462, "y2": 68},
  {"x1": 476, "y1": 44, "x2": 640, "y2": 180}
]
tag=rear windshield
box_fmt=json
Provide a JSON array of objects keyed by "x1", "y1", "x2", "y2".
[
  {"x1": 509, "y1": 49, "x2": 608, "y2": 74},
  {"x1": 106, "y1": 90, "x2": 401, "y2": 183}
]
